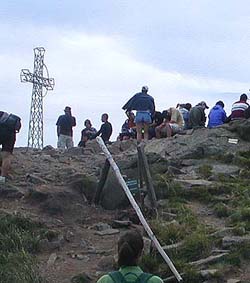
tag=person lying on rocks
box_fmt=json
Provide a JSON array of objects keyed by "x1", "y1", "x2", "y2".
[{"x1": 97, "y1": 229, "x2": 163, "y2": 283}]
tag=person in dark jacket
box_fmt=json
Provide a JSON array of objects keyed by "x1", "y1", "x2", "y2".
[
  {"x1": 122, "y1": 86, "x2": 155, "y2": 142},
  {"x1": 208, "y1": 101, "x2": 227, "y2": 128},
  {"x1": 92, "y1": 113, "x2": 113, "y2": 144},
  {"x1": 78, "y1": 119, "x2": 97, "y2": 147},
  {"x1": 56, "y1": 106, "x2": 76, "y2": 149},
  {"x1": 0, "y1": 111, "x2": 21, "y2": 182},
  {"x1": 189, "y1": 101, "x2": 209, "y2": 129}
]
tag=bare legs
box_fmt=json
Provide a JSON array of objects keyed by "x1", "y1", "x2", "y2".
[
  {"x1": 136, "y1": 123, "x2": 149, "y2": 142},
  {"x1": 0, "y1": 151, "x2": 12, "y2": 177}
]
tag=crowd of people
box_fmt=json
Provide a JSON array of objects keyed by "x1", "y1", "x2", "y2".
[
  {"x1": 1, "y1": 87, "x2": 250, "y2": 181},
  {"x1": 56, "y1": 87, "x2": 250, "y2": 149}
]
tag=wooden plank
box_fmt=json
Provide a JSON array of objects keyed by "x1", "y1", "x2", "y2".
[
  {"x1": 93, "y1": 159, "x2": 110, "y2": 204},
  {"x1": 137, "y1": 145, "x2": 158, "y2": 211}
]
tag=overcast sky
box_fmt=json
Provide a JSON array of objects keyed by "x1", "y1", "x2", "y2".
[{"x1": 1, "y1": 1, "x2": 250, "y2": 147}]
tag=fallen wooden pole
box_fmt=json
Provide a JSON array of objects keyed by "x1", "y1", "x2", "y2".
[{"x1": 96, "y1": 137, "x2": 183, "y2": 282}]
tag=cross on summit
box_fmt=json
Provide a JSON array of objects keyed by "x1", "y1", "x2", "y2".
[{"x1": 21, "y1": 47, "x2": 55, "y2": 149}]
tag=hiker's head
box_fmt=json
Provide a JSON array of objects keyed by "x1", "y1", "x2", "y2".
[
  {"x1": 197, "y1": 101, "x2": 209, "y2": 109},
  {"x1": 141, "y1": 86, "x2": 148, "y2": 93},
  {"x1": 118, "y1": 229, "x2": 143, "y2": 267},
  {"x1": 185, "y1": 103, "x2": 192, "y2": 111},
  {"x1": 64, "y1": 106, "x2": 71, "y2": 115},
  {"x1": 101, "y1": 113, "x2": 109, "y2": 122},
  {"x1": 84, "y1": 119, "x2": 92, "y2": 128},
  {"x1": 240, "y1": 93, "x2": 248, "y2": 102},
  {"x1": 216, "y1": 100, "x2": 225, "y2": 108}
]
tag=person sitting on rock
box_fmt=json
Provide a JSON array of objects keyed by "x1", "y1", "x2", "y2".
[
  {"x1": 208, "y1": 101, "x2": 227, "y2": 128},
  {"x1": 119, "y1": 112, "x2": 136, "y2": 141},
  {"x1": 148, "y1": 111, "x2": 164, "y2": 139},
  {"x1": 189, "y1": 101, "x2": 209, "y2": 129},
  {"x1": 177, "y1": 103, "x2": 192, "y2": 130},
  {"x1": 92, "y1": 113, "x2": 113, "y2": 144},
  {"x1": 97, "y1": 229, "x2": 163, "y2": 283},
  {"x1": 230, "y1": 93, "x2": 249, "y2": 120},
  {"x1": 78, "y1": 119, "x2": 97, "y2": 147},
  {"x1": 155, "y1": 107, "x2": 184, "y2": 138}
]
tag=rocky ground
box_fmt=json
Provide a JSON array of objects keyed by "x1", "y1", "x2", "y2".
[{"x1": 1, "y1": 122, "x2": 250, "y2": 283}]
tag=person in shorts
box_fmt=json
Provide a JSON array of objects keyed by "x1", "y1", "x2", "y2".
[{"x1": 122, "y1": 86, "x2": 155, "y2": 142}]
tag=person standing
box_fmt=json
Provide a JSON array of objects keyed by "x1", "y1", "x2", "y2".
[
  {"x1": 0, "y1": 111, "x2": 21, "y2": 182},
  {"x1": 122, "y1": 86, "x2": 155, "y2": 142},
  {"x1": 56, "y1": 106, "x2": 76, "y2": 149},
  {"x1": 92, "y1": 113, "x2": 113, "y2": 144}
]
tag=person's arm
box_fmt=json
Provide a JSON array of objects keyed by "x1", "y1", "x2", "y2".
[{"x1": 72, "y1": 116, "x2": 76, "y2": 127}]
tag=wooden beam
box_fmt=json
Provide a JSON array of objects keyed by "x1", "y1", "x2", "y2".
[{"x1": 93, "y1": 159, "x2": 110, "y2": 204}]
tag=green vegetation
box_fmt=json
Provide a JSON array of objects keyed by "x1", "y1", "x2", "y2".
[
  {"x1": 0, "y1": 213, "x2": 46, "y2": 283},
  {"x1": 197, "y1": 164, "x2": 213, "y2": 179}
]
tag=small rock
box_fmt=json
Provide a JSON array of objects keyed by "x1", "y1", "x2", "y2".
[
  {"x1": 112, "y1": 220, "x2": 132, "y2": 228},
  {"x1": 200, "y1": 269, "x2": 218, "y2": 279},
  {"x1": 97, "y1": 255, "x2": 115, "y2": 271},
  {"x1": 71, "y1": 272, "x2": 92, "y2": 283},
  {"x1": 222, "y1": 235, "x2": 250, "y2": 248},
  {"x1": 65, "y1": 231, "x2": 74, "y2": 242},
  {"x1": 227, "y1": 279, "x2": 241, "y2": 283},
  {"x1": 76, "y1": 254, "x2": 89, "y2": 261},
  {"x1": 95, "y1": 229, "x2": 120, "y2": 236},
  {"x1": 47, "y1": 253, "x2": 58, "y2": 267},
  {"x1": 95, "y1": 222, "x2": 112, "y2": 231}
]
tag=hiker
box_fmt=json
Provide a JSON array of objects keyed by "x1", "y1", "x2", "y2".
[
  {"x1": 189, "y1": 101, "x2": 209, "y2": 129},
  {"x1": 56, "y1": 106, "x2": 76, "y2": 149},
  {"x1": 97, "y1": 229, "x2": 163, "y2": 283},
  {"x1": 155, "y1": 107, "x2": 184, "y2": 138},
  {"x1": 148, "y1": 111, "x2": 164, "y2": 139},
  {"x1": 208, "y1": 101, "x2": 227, "y2": 128},
  {"x1": 92, "y1": 113, "x2": 113, "y2": 144},
  {"x1": 0, "y1": 111, "x2": 21, "y2": 182},
  {"x1": 177, "y1": 103, "x2": 192, "y2": 130},
  {"x1": 230, "y1": 93, "x2": 249, "y2": 120},
  {"x1": 78, "y1": 119, "x2": 97, "y2": 147},
  {"x1": 119, "y1": 112, "x2": 136, "y2": 141},
  {"x1": 122, "y1": 86, "x2": 155, "y2": 142}
]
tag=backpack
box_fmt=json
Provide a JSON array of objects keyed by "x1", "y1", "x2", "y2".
[
  {"x1": 0, "y1": 112, "x2": 21, "y2": 132},
  {"x1": 108, "y1": 271, "x2": 153, "y2": 283}
]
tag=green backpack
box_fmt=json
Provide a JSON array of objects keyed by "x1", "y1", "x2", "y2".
[{"x1": 109, "y1": 271, "x2": 153, "y2": 283}]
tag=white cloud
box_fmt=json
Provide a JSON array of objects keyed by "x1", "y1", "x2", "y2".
[{"x1": 0, "y1": 23, "x2": 248, "y2": 147}]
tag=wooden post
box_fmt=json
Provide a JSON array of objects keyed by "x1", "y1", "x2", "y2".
[
  {"x1": 137, "y1": 145, "x2": 158, "y2": 212},
  {"x1": 93, "y1": 158, "x2": 110, "y2": 204}
]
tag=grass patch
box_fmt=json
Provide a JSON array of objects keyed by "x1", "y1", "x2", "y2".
[
  {"x1": 0, "y1": 213, "x2": 46, "y2": 283},
  {"x1": 197, "y1": 164, "x2": 213, "y2": 179}
]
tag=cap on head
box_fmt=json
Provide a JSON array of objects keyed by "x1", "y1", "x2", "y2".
[
  {"x1": 142, "y1": 86, "x2": 149, "y2": 92},
  {"x1": 240, "y1": 93, "x2": 248, "y2": 101},
  {"x1": 198, "y1": 101, "x2": 209, "y2": 109},
  {"x1": 64, "y1": 106, "x2": 71, "y2": 112}
]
